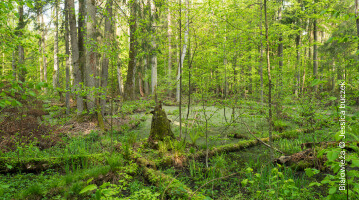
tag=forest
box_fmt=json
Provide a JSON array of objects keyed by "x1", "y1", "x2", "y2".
[{"x1": 0, "y1": 0, "x2": 359, "y2": 199}]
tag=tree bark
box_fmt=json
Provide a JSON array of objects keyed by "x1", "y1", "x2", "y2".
[
  {"x1": 356, "y1": 0, "x2": 359, "y2": 61},
  {"x1": 100, "y1": 0, "x2": 113, "y2": 115},
  {"x1": 117, "y1": 62, "x2": 124, "y2": 97},
  {"x1": 41, "y1": 13, "x2": 47, "y2": 87},
  {"x1": 53, "y1": 0, "x2": 59, "y2": 91},
  {"x1": 124, "y1": 0, "x2": 137, "y2": 101},
  {"x1": 278, "y1": 6, "x2": 283, "y2": 98},
  {"x1": 78, "y1": 0, "x2": 86, "y2": 109},
  {"x1": 151, "y1": 1, "x2": 157, "y2": 94},
  {"x1": 176, "y1": 0, "x2": 189, "y2": 103},
  {"x1": 168, "y1": 6, "x2": 172, "y2": 96},
  {"x1": 37, "y1": 8, "x2": 43, "y2": 83},
  {"x1": 86, "y1": 0, "x2": 97, "y2": 111},
  {"x1": 295, "y1": 29, "x2": 301, "y2": 97},
  {"x1": 17, "y1": 3, "x2": 25, "y2": 82},
  {"x1": 259, "y1": 2, "x2": 264, "y2": 104},
  {"x1": 67, "y1": 0, "x2": 84, "y2": 115},
  {"x1": 264, "y1": 0, "x2": 273, "y2": 160},
  {"x1": 313, "y1": 2, "x2": 318, "y2": 92}
]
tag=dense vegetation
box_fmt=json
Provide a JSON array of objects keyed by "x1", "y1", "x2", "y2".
[{"x1": 0, "y1": 0, "x2": 359, "y2": 199}]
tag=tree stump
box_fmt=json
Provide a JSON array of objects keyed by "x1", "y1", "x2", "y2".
[{"x1": 148, "y1": 102, "x2": 175, "y2": 148}]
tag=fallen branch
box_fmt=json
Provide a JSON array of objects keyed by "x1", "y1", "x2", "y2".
[{"x1": 242, "y1": 121, "x2": 285, "y2": 155}]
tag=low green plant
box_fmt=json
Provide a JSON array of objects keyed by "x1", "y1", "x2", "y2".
[
  {"x1": 305, "y1": 147, "x2": 359, "y2": 199},
  {"x1": 126, "y1": 189, "x2": 160, "y2": 200}
]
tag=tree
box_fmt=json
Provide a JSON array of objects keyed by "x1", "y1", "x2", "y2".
[
  {"x1": 264, "y1": 0, "x2": 274, "y2": 160},
  {"x1": 124, "y1": 0, "x2": 137, "y2": 101},
  {"x1": 53, "y1": 0, "x2": 59, "y2": 92},
  {"x1": 78, "y1": 0, "x2": 86, "y2": 107},
  {"x1": 16, "y1": 2, "x2": 25, "y2": 82},
  {"x1": 150, "y1": 0, "x2": 157, "y2": 94},
  {"x1": 67, "y1": 0, "x2": 84, "y2": 115},
  {"x1": 64, "y1": 0, "x2": 71, "y2": 115},
  {"x1": 86, "y1": 0, "x2": 97, "y2": 111},
  {"x1": 100, "y1": 0, "x2": 113, "y2": 116}
]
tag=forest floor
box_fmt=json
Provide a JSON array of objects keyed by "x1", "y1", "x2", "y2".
[{"x1": 0, "y1": 97, "x2": 358, "y2": 199}]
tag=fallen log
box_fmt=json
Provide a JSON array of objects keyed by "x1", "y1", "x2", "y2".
[
  {"x1": 274, "y1": 148, "x2": 328, "y2": 170},
  {"x1": 128, "y1": 151, "x2": 209, "y2": 199},
  {"x1": 142, "y1": 167, "x2": 209, "y2": 200},
  {"x1": 301, "y1": 141, "x2": 359, "y2": 153},
  {"x1": 0, "y1": 153, "x2": 105, "y2": 173}
]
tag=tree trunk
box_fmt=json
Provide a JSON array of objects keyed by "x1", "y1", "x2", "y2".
[
  {"x1": 168, "y1": 7, "x2": 172, "y2": 96},
  {"x1": 117, "y1": 62, "x2": 124, "y2": 97},
  {"x1": 278, "y1": 6, "x2": 283, "y2": 97},
  {"x1": 295, "y1": 31, "x2": 301, "y2": 97},
  {"x1": 67, "y1": 0, "x2": 84, "y2": 115},
  {"x1": 151, "y1": 1, "x2": 157, "y2": 94},
  {"x1": 100, "y1": 0, "x2": 113, "y2": 115},
  {"x1": 355, "y1": 0, "x2": 359, "y2": 61},
  {"x1": 148, "y1": 102, "x2": 175, "y2": 147},
  {"x1": 78, "y1": 0, "x2": 86, "y2": 109},
  {"x1": 176, "y1": 0, "x2": 189, "y2": 103},
  {"x1": 41, "y1": 13, "x2": 47, "y2": 87},
  {"x1": 259, "y1": 2, "x2": 264, "y2": 104},
  {"x1": 12, "y1": 51, "x2": 16, "y2": 80},
  {"x1": 124, "y1": 0, "x2": 137, "y2": 101},
  {"x1": 53, "y1": 0, "x2": 59, "y2": 91},
  {"x1": 313, "y1": 4, "x2": 318, "y2": 92},
  {"x1": 17, "y1": 4, "x2": 25, "y2": 82},
  {"x1": 264, "y1": 0, "x2": 273, "y2": 160},
  {"x1": 37, "y1": 8, "x2": 43, "y2": 83},
  {"x1": 144, "y1": 57, "x2": 149, "y2": 95},
  {"x1": 86, "y1": 0, "x2": 97, "y2": 111}
]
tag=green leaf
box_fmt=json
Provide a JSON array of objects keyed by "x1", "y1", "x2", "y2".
[
  {"x1": 327, "y1": 150, "x2": 339, "y2": 162},
  {"x1": 26, "y1": 1, "x2": 33, "y2": 8},
  {"x1": 28, "y1": 91, "x2": 36, "y2": 97},
  {"x1": 329, "y1": 187, "x2": 337, "y2": 195},
  {"x1": 311, "y1": 79, "x2": 321, "y2": 87},
  {"x1": 319, "y1": 10, "x2": 327, "y2": 15},
  {"x1": 309, "y1": 182, "x2": 321, "y2": 187},
  {"x1": 328, "y1": 96, "x2": 337, "y2": 101},
  {"x1": 79, "y1": 184, "x2": 98, "y2": 194},
  {"x1": 327, "y1": 37, "x2": 334, "y2": 43},
  {"x1": 351, "y1": 159, "x2": 359, "y2": 168},
  {"x1": 334, "y1": 131, "x2": 344, "y2": 142},
  {"x1": 241, "y1": 179, "x2": 248, "y2": 187},
  {"x1": 305, "y1": 168, "x2": 319, "y2": 177},
  {"x1": 87, "y1": 178, "x2": 94, "y2": 184}
]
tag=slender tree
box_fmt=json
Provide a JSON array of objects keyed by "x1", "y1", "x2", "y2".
[
  {"x1": 124, "y1": 0, "x2": 137, "y2": 101},
  {"x1": 264, "y1": 0, "x2": 274, "y2": 160},
  {"x1": 86, "y1": 0, "x2": 97, "y2": 111},
  {"x1": 53, "y1": 0, "x2": 59, "y2": 91},
  {"x1": 100, "y1": 0, "x2": 113, "y2": 115},
  {"x1": 150, "y1": 0, "x2": 157, "y2": 94},
  {"x1": 16, "y1": 2, "x2": 25, "y2": 82},
  {"x1": 67, "y1": 0, "x2": 84, "y2": 115}
]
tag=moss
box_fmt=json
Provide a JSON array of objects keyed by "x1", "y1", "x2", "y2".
[
  {"x1": 291, "y1": 160, "x2": 313, "y2": 170},
  {"x1": 148, "y1": 105, "x2": 175, "y2": 147}
]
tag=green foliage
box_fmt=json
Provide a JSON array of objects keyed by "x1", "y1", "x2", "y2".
[{"x1": 306, "y1": 146, "x2": 359, "y2": 199}]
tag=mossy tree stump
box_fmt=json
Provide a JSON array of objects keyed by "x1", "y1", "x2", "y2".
[{"x1": 148, "y1": 103, "x2": 175, "y2": 148}]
